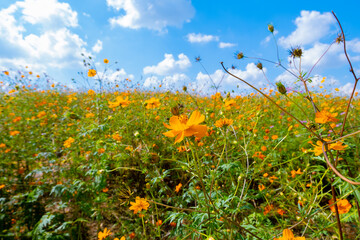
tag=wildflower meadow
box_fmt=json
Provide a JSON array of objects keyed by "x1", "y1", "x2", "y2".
[{"x1": 1, "y1": 11, "x2": 360, "y2": 240}]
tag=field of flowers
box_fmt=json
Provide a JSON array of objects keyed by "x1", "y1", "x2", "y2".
[
  {"x1": 1, "y1": 14, "x2": 360, "y2": 240},
  {"x1": 0, "y1": 78, "x2": 359, "y2": 239}
]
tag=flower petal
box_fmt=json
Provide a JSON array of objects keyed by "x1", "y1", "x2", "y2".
[{"x1": 187, "y1": 110, "x2": 205, "y2": 126}]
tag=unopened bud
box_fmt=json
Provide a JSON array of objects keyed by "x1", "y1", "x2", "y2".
[
  {"x1": 182, "y1": 86, "x2": 187, "y2": 92},
  {"x1": 235, "y1": 52, "x2": 244, "y2": 60},
  {"x1": 268, "y1": 24, "x2": 274, "y2": 33},
  {"x1": 276, "y1": 82, "x2": 287, "y2": 95},
  {"x1": 256, "y1": 62, "x2": 263, "y2": 70}
]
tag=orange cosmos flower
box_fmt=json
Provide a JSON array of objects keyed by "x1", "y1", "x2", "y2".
[
  {"x1": 258, "y1": 184, "x2": 265, "y2": 191},
  {"x1": 98, "y1": 228, "x2": 112, "y2": 240},
  {"x1": 9, "y1": 131, "x2": 20, "y2": 136},
  {"x1": 145, "y1": 97, "x2": 161, "y2": 109},
  {"x1": 271, "y1": 135, "x2": 278, "y2": 140},
  {"x1": 274, "y1": 229, "x2": 305, "y2": 240},
  {"x1": 290, "y1": 168, "x2": 303, "y2": 178},
  {"x1": 63, "y1": 137, "x2": 75, "y2": 148},
  {"x1": 329, "y1": 198, "x2": 352, "y2": 214},
  {"x1": 277, "y1": 209, "x2": 286, "y2": 215},
  {"x1": 315, "y1": 110, "x2": 338, "y2": 124},
  {"x1": 129, "y1": 197, "x2": 150, "y2": 214},
  {"x1": 3, "y1": 71, "x2": 9, "y2": 76},
  {"x1": 87, "y1": 89, "x2": 96, "y2": 95},
  {"x1": 175, "y1": 183, "x2": 182, "y2": 192},
  {"x1": 215, "y1": 118, "x2": 233, "y2": 128},
  {"x1": 263, "y1": 204, "x2": 274, "y2": 215},
  {"x1": 88, "y1": 69, "x2": 97, "y2": 77},
  {"x1": 163, "y1": 110, "x2": 207, "y2": 143},
  {"x1": 103, "y1": 59, "x2": 109, "y2": 64}
]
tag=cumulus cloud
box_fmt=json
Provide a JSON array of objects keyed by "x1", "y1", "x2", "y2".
[
  {"x1": 16, "y1": 0, "x2": 78, "y2": 28},
  {"x1": 187, "y1": 33, "x2": 219, "y2": 43},
  {"x1": 104, "y1": 68, "x2": 134, "y2": 82},
  {"x1": 92, "y1": 40, "x2": 103, "y2": 53},
  {"x1": 0, "y1": 0, "x2": 90, "y2": 72},
  {"x1": 107, "y1": 0, "x2": 195, "y2": 32},
  {"x1": 219, "y1": 42, "x2": 236, "y2": 48},
  {"x1": 261, "y1": 30, "x2": 278, "y2": 45},
  {"x1": 144, "y1": 73, "x2": 189, "y2": 90},
  {"x1": 143, "y1": 53, "x2": 191, "y2": 75},
  {"x1": 338, "y1": 82, "x2": 355, "y2": 96},
  {"x1": 279, "y1": 11, "x2": 336, "y2": 48}
]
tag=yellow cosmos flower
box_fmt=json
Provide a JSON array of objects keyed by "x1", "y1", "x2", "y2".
[
  {"x1": 315, "y1": 110, "x2": 338, "y2": 124},
  {"x1": 129, "y1": 197, "x2": 150, "y2": 214},
  {"x1": 145, "y1": 97, "x2": 161, "y2": 109},
  {"x1": 274, "y1": 229, "x2": 306, "y2": 240},
  {"x1": 63, "y1": 137, "x2": 75, "y2": 148},
  {"x1": 87, "y1": 89, "x2": 96, "y2": 95},
  {"x1": 215, "y1": 118, "x2": 233, "y2": 128},
  {"x1": 224, "y1": 99, "x2": 237, "y2": 110},
  {"x1": 85, "y1": 112, "x2": 95, "y2": 118},
  {"x1": 108, "y1": 96, "x2": 130, "y2": 108},
  {"x1": 163, "y1": 110, "x2": 207, "y2": 143},
  {"x1": 311, "y1": 140, "x2": 348, "y2": 156},
  {"x1": 88, "y1": 69, "x2": 97, "y2": 77},
  {"x1": 258, "y1": 184, "x2": 265, "y2": 191}
]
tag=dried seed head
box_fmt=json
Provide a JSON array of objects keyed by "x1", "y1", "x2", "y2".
[
  {"x1": 335, "y1": 34, "x2": 344, "y2": 44},
  {"x1": 289, "y1": 47, "x2": 303, "y2": 58}
]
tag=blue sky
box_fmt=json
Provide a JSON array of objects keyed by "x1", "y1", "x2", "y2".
[{"x1": 1, "y1": 0, "x2": 360, "y2": 94}]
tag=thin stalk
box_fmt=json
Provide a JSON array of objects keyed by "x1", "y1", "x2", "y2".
[
  {"x1": 221, "y1": 62, "x2": 323, "y2": 141},
  {"x1": 330, "y1": 180, "x2": 343, "y2": 240}
]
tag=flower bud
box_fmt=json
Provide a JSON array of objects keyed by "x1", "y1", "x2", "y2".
[
  {"x1": 276, "y1": 82, "x2": 287, "y2": 95},
  {"x1": 268, "y1": 24, "x2": 274, "y2": 33},
  {"x1": 256, "y1": 62, "x2": 263, "y2": 70},
  {"x1": 182, "y1": 86, "x2": 187, "y2": 92},
  {"x1": 235, "y1": 52, "x2": 244, "y2": 60}
]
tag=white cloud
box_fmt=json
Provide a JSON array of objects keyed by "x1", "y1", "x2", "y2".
[
  {"x1": 143, "y1": 53, "x2": 191, "y2": 75},
  {"x1": 301, "y1": 42, "x2": 345, "y2": 69},
  {"x1": 219, "y1": 42, "x2": 236, "y2": 48},
  {"x1": 17, "y1": 0, "x2": 78, "y2": 28},
  {"x1": 0, "y1": 0, "x2": 90, "y2": 72},
  {"x1": 262, "y1": 30, "x2": 278, "y2": 45},
  {"x1": 92, "y1": 40, "x2": 103, "y2": 53},
  {"x1": 107, "y1": 0, "x2": 195, "y2": 32},
  {"x1": 338, "y1": 82, "x2": 355, "y2": 96},
  {"x1": 144, "y1": 73, "x2": 189, "y2": 90},
  {"x1": 187, "y1": 33, "x2": 219, "y2": 43},
  {"x1": 279, "y1": 11, "x2": 336, "y2": 48},
  {"x1": 105, "y1": 68, "x2": 134, "y2": 82}
]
